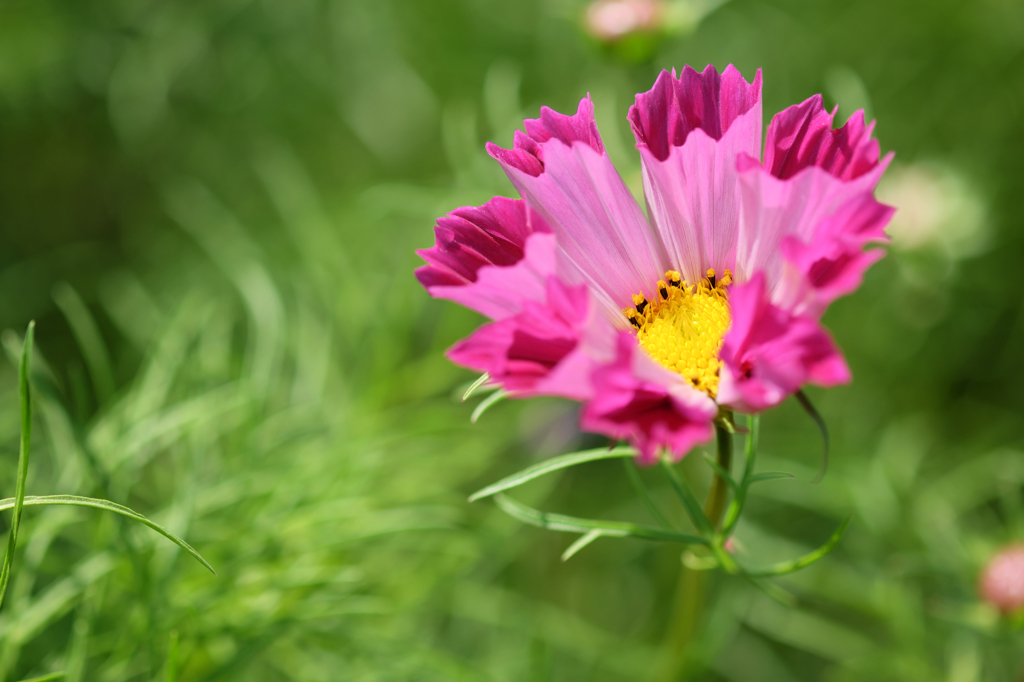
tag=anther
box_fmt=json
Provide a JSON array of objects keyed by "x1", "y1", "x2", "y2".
[
  {"x1": 632, "y1": 293, "x2": 648, "y2": 314},
  {"x1": 665, "y1": 270, "x2": 682, "y2": 288},
  {"x1": 720, "y1": 269, "x2": 733, "y2": 287},
  {"x1": 706, "y1": 268, "x2": 716, "y2": 289},
  {"x1": 624, "y1": 308, "x2": 643, "y2": 329},
  {"x1": 657, "y1": 280, "x2": 669, "y2": 300}
]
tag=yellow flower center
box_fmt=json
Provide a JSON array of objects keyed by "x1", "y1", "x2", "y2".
[{"x1": 623, "y1": 269, "x2": 733, "y2": 398}]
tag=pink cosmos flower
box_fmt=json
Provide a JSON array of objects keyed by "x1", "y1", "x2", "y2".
[
  {"x1": 980, "y1": 544, "x2": 1024, "y2": 613},
  {"x1": 416, "y1": 65, "x2": 894, "y2": 462}
]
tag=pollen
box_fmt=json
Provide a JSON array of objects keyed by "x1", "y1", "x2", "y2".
[{"x1": 623, "y1": 269, "x2": 733, "y2": 398}]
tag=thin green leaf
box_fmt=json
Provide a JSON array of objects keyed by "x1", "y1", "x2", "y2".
[
  {"x1": 494, "y1": 494, "x2": 707, "y2": 545},
  {"x1": 795, "y1": 389, "x2": 830, "y2": 484},
  {"x1": 622, "y1": 459, "x2": 673, "y2": 529},
  {"x1": 469, "y1": 445, "x2": 636, "y2": 502},
  {"x1": 743, "y1": 575, "x2": 797, "y2": 607},
  {"x1": 52, "y1": 283, "x2": 115, "y2": 403},
  {"x1": 560, "y1": 529, "x2": 603, "y2": 562},
  {"x1": 17, "y1": 674, "x2": 65, "y2": 682},
  {"x1": 166, "y1": 630, "x2": 179, "y2": 682},
  {"x1": 470, "y1": 389, "x2": 508, "y2": 424},
  {"x1": 744, "y1": 516, "x2": 851, "y2": 577},
  {"x1": 0, "y1": 321, "x2": 34, "y2": 611},
  {"x1": 658, "y1": 456, "x2": 713, "y2": 536},
  {"x1": 461, "y1": 373, "x2": 491, "y2": 402},
  {"x1": 748, "y1": 472, "x2": 795, "y2": 484},
  {"x1": 701, "y1": 452, "x2": 740, "y2": 494},
  {"x1": 722, "y1": 415, "x2": 759, "y2": 537},
  {"x1": 0, "y1": 495, "x2": 215, "y2": 575},
  {"x1": 715, "y1": 412, "x2": 749, "y2": 435}
]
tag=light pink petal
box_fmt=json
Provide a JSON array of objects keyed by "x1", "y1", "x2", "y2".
[
  {"x1": 487, "y1": 97, "x2": 665, "y2": 321},
  {"x1": 773, "y1": 193, "x2": 895, "y2": 317},
  {"x1": 416, "y1": 196, "x2": 550, "y2": 290},
  {"x1": 430, "y1": 232, "x2": 557, "y2": 320},
  {"x1": 733, "y1": 154, "x2": 893, "y2": 290},
  {"x1": 764, "y1": 94, "x2": 881, "y2": 181},
  {"x1": 717, "y1": 273, "x2": 851, "y2": 413},
  {"x1": 580, "y1": 333, "x2": 716, "y2": 463},
  {"x1": 447, "y1": 276, "x2": 594, "y2": 398},
  {"x1": 629, "y1": 65, "x2": 763, "y2": 283}
]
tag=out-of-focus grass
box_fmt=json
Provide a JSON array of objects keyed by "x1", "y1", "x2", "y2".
[{"x1": 0, "y1": 0, "x2": 1022, "y2": 679}]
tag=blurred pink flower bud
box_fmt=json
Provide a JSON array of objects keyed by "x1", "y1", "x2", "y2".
[
  {"x1": 979, "y1": 544, "x2": 1024, "y2": 613},
  {"x1": 584, "y1": 0, "x2": 664, "y2": 42}
]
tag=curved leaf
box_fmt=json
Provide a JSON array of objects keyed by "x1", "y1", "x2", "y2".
[
  {"x1": 470, "y1": 389, "x2": 508, "y2": 424},
  {"x1": 743, "y1": 516, "x2": 851, "y2": 578},
  {"x1": 795, "y1": 389, "x2": 830, "y2": 484},
  {"x1": 469, "y1": 445, "x2": 636, "y2": 502},
  {"x1": 0, "y1": 495, "x2": 215, "y2": 575},
  {"x1": 560, "y1": 529, "x2": 603, "y2": 562},
  {"x1": 494, "y1": 494, "x2": 707, "y2": 545},
  {"x1": 461, "y1": 373, "x2": 491, "y2": 402}
]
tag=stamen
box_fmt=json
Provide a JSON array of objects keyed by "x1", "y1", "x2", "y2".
[{"x1": 623, "y1": 269, "x2": 732, "y2": 398}]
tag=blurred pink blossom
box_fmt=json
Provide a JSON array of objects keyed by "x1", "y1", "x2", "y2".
[{"x1": 979, "y1": 544, "x2": 1024, "y2": 613}]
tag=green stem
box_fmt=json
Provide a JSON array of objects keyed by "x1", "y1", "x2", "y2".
[
  {"x1": 655, "y1": 415, "x2": 733, "y2": 681},
  {"x1": 704, "y1": 419, "x2": 733, "y2": 531}
]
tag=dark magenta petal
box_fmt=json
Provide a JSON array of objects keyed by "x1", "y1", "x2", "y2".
[
  {"x1": 628, "y1": 64, "x2": 762, "y2": 162},
  {"x1": 581, "y1": 333, "x2": 716, "y2": 462},
  {"x1": 446, "y1": 277, "x2": 592, "y2": 396},
  {"x1": 764, "y1": 94, "x2": 881, "y2": 181},
  {"x1": 717, "y1": 273, "x2": 851, "y2": 413},
  {"x1": 486, "y1": 97, "x2": 603, "y2": 177},
  {"x1": 416, "y1": 196, "x2": 550, "y2": 291}
]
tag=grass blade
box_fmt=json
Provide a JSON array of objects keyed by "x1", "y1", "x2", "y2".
[
  {"x1": 494, "y1": 494, "x2": 707, "y2": 545},
  {"x1": 795, "y1": 389, "x2": 830, "y2": 484},
  {"x1": 748, "y1": 472, "x2": 795, "y2": 484},
  {"x1": 469, "y1": 445, "x2": 636, "y2": 502},
  {"x1": 744, "y1": 516, "x2": 851, "y2": 578},
  {"x1": 623, "y1": 458, "x2": 673, "y2": 529},
  {"x1": 17, "y1": 674, "x2": 65, "y2": 682},
  {"x1": 658, "y1": 456, "x2": 712, "y2": 536},
  {"x1": 52, "y1": 283, "x2": 115, "y2": 403},
  {"x1": 461, "y1": 373, "x2": 491, "y2": 402},
  {"x1": 0, "y1": 321, "x2": 34, "y2": 611},
  {"x1": 0, "y1": 495, "x2": 215, "y2": 575},
  {"x1": 470, "y1": 389, "x2": 508, "y2": 424},
  {"x1": 166, "y1": 630, "x2": 179, "y2": 682}
]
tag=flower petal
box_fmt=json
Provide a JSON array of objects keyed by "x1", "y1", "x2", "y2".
[
  {"x1": 416, "y1": 196, "x2": 550, "y2": 290},
  {"x1": 447, "y1": 276, "x2": 595, "y2": 398},
  {"x1": 487, "y1": 97, "x2": 665, "y2": 321},
  {"x1": 629, "y1": 65, "x2": 762, "y2": 161},
  {"x1": 717, "y1": 273, "x2": 851, "y2": 413},
  {"x1": 629, "y1": 65, "x2": 763, "y2": 283},
  {"x1": 581, "y1": 332, "x2": 716, "y2": 463},
  {"x1": 733, "y1": 154, "x2": 893, "y2": 291},
  {"x1": 764, "y1": 94, "x2": 882, "y2": 181},
  {"x1": 429, "y1": 232, "x2": 557, "y2": 320},
  {"x1": 774, "y1": 192, "x2": 895, "y2": 317}
]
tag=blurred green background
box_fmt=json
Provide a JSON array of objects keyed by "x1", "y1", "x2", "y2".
[{"x1": 0, "y1": 0, "x2": 1021, "y2": 679}]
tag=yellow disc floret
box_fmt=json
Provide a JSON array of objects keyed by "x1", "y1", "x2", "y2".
[{"x1": 622, "y1": 269, "x2": 733, "y2": 398}]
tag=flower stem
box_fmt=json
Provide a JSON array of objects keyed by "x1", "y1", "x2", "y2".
[
  {"x1": 655, "y1": 416, "x2": 733, "y2": 681},
  {"x1": 704, "y1": 419, "x2": 733, "y2": 529}
]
